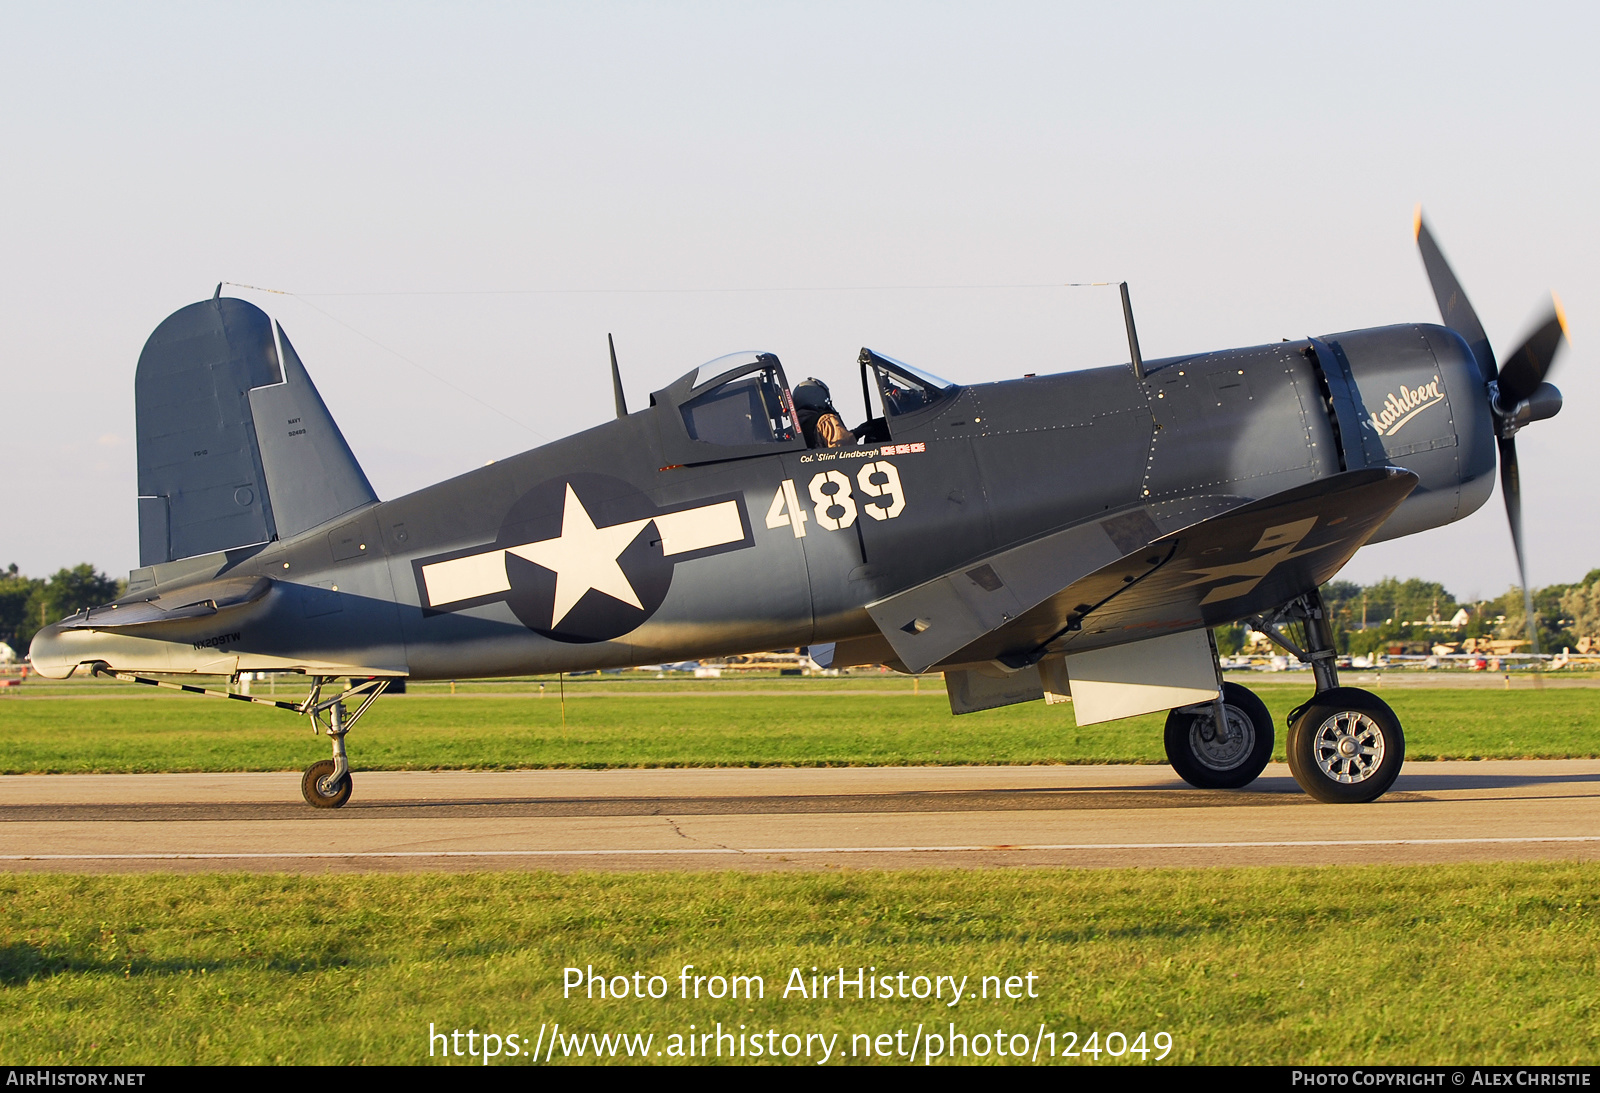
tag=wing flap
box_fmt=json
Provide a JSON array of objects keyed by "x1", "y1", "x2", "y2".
[{"x1": 1064, "y1": 629, "x2": 1220, "y2": 725}]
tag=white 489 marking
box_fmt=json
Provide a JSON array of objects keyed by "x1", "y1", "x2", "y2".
[{"x1": 766, "y1": 462, "x2": 906, "y2": 538}]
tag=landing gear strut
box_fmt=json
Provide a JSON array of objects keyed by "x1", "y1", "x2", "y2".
[
  {"x1": 89, "y1": 665, "x2": 395, "y2": 809},
  {"x1": 1250, "y1": 592, "x2": 1405, "y2": 803},
  {"x1": 299, "y1": 677, "x2": 388, "y2": 809}
]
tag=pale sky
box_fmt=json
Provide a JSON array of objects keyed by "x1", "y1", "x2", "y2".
[{"x1": 3, "y1": 2, "x2": 1595, "y2": 603}]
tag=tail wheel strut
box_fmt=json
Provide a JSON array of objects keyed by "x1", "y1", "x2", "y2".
[{"x1": 300, "y1": 678, "x2": 388, "y2": 809}]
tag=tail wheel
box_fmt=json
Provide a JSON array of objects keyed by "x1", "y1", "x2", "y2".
[
  {"x1": 301, "y1": 759, "x2": 352, "y2": 809},
  {"x1": 1164, "y1": 681, "x2": 1275, "y2": 789},
  {"x1": 1286, "y1": 687, "x2": 1405, "y2": 803}
]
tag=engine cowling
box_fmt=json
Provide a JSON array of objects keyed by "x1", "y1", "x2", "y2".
[{"x1": 1309, "y1": 323, "x2": 1496, "y2": 543}]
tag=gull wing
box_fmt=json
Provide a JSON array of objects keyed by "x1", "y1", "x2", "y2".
[{"x1": 867, "y1": 467, "x2": 1418, "y2": 674}]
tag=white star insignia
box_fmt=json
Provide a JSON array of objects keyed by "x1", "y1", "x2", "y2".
[
  {"x1": 507, "y1": 485, "x2": 651, "y2": 628},
  {"x1": 416, "y1": 488, "x2": 748, "y2": 623}
]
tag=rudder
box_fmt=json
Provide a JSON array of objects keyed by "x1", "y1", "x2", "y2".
[{"x1": 249, "y1": 322, "x2": 377, "y2": 540}]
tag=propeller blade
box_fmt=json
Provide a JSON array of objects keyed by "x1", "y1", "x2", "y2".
[
  {"x1": 1499, "y1": 435, "x2": 1544, "y2": 677},
  {"x1": 1496, "y1": 296, "x2": 1569, "y2": 405},
  {"x1": 1415, "y1": 208, "x2": 1497, "y2": 381}
]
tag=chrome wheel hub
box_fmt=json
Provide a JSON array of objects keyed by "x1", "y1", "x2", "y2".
[{"x1": 1312, "y1": 710, "x2": 1385, "y2": 784}]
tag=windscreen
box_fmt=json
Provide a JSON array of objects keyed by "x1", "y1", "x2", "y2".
[{"x1": 862, "y1": 349, "x2": 956, "y2": 416}]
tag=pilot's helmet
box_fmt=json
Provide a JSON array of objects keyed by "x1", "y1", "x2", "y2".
[{"x1": 792, "y1": 378, "x2": 833, "y2": 412}]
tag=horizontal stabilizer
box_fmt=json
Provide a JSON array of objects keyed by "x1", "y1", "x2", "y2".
[{"x1": 54, "y1": 576, "x2": 272, "y2": 631}]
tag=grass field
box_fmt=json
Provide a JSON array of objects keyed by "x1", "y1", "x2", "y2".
[
  {"x1": 1, "y1": 674, "x2": 1598, "y2": 773},
  {"x1": 5, "y1": 678, "x2": 1598, "y2": 1067},
  {"x1": 2, "y1": 864, "x2": 1597, "y2": 1065}
]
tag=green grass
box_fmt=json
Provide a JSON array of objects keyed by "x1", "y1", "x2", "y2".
[
  {"x1": 2, "y1": 676, "x2": 1599, "y2": 773},
  {"x1": 2, "y1": 865, "x2": 1597, "y2": 1065}
]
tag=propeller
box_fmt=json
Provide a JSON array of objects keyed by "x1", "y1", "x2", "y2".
[{"x1": 1414, "y1": 208, "x2": 1570, "y2": 667}]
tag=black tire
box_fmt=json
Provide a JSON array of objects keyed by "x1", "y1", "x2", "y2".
[
  {"x1": 1286, "y1": 687, "x2": 1404, "y2": 803},
  {"x1": 1164, "y1": 681, "x2": 1275, "y2": 789},
  {"x1": 301, "y1": 759, "x2": 352, "y2": 809}
]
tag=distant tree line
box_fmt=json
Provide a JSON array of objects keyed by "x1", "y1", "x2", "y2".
[
  {"x1": 1214, "y1": 571, "x2": 1600, "y2": 657},
  {"x1": 0, "y1": 564, "x2": 122, "y2": 654}
]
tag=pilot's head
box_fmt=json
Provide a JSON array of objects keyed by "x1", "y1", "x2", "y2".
[{"x1": 793, "y1": 378, "x2": 833, "y2": 412}]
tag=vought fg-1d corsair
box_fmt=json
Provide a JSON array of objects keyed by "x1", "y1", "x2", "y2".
[{"x1": 31, "y1": 213, "x2": 1570, "y2": 808}]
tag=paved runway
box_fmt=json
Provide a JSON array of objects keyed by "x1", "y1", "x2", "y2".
[{"x1": 3, "y1": 761, "x2": 1599, "y2": 872}]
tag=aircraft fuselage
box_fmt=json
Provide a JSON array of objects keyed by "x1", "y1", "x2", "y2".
[{"x1": 30, "y1": 322, "x2": 1493, "y2": 681}]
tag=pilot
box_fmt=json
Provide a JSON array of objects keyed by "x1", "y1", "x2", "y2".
[{"x1": 793, "y1": 378, "x2": 855, "y2": 449}]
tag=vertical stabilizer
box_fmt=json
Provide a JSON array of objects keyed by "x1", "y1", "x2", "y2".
[
  {"x1": 248, "y1": 323, "x2": 377, "y2": 539},
  {"x1": 135, "y1": 297, "x2": 376, "y2": 567},
  {"x1": 136, "y1": 298, "x2": 281, "y2": 566}
]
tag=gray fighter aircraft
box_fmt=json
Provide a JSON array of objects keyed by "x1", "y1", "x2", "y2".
[{"x1": 30, "y1": 214, "x2": 1569, "y2": 808}]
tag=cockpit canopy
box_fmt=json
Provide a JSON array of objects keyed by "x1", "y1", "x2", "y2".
[
  {"x1": 650, "y1": 351, "x2": 806, "y2": 466},
  {"x1": 649, "y1": 347, "x2": 959, "y2": 465},
  {"x1": 678, "y1": 352, "x2": 797, "y2": 446}
]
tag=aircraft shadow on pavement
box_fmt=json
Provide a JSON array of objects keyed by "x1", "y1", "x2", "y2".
[
  {"x1": 7, "y1": 769, "x2": 1596, "y2": 825},
  {"x1": 1391, "y1": 769, "x2": 1600, "y2": 793},
  {"x1": 2, "y1": 784, "x2": 1315, "y2": 824}
]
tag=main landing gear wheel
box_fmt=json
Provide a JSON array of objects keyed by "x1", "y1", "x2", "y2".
[
  {"x1": 1286, "y1": 687, "x2": 1405, "y2": 804},
  {"x1": 1164, "y1": 681, "x2": 1275, "y2": 789},
  {"x1": 301, "y1": 759, "x2": 352, "y2": 809}
]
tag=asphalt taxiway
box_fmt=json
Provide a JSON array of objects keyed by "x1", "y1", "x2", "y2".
[{"x1": 3, "y1": 760, "x2": 1598, "y2": 872}]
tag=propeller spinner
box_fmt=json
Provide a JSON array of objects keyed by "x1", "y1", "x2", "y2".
[{"x1": 1414, "y1": 208, "x2": 1570, "y2": 662}]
